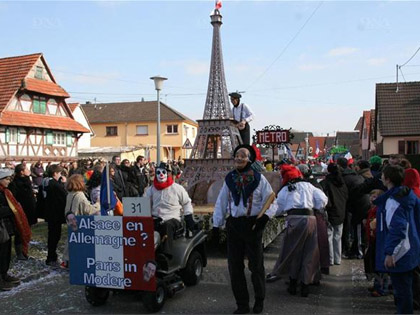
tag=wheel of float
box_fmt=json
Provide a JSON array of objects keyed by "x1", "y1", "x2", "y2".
[
  {"x1": 142, "y1": 279, "x2": 167, "y2": 313},
  {"x1": 180, "y1": 250, "x2": 203, "y2": 286},
  {"x1": 85, "y1": 286, "x2": 110, "y2": 306}
]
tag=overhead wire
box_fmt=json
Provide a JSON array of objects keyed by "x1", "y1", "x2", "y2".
[{"x1": 245, "y1": 1, "x2": 323, "y2": 91}]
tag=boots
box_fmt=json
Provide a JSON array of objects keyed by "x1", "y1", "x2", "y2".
[
  {"x1": 301, "y1": 282, "x2": 309, "y2": 297},
  {"x1": 0, "y1": 279, "x2": 14, "y2": 291},
  {"x1": 288, "y1": 278, "x2": 297, "y2": 295},
  {"x1": 15, "y1": 244, "x2": 28, "y2": 261}
]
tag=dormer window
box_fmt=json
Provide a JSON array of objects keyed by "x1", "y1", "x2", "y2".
[
  {"x1": 35, "y1": 66, "x2": 43, "y2": 79},
  {"x1": 33, "y1": 96, "x2": 46, "y2": 114}
]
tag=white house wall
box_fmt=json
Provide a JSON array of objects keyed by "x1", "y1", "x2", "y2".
[{"x1": 72, "y1": 107, "x2": 91, "y2": 149}]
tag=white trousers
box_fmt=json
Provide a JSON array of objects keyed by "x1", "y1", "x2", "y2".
[{"x1": 327, "y1": 223, "x2": 343, "y2": 265}]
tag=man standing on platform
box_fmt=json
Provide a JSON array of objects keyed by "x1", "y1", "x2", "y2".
[
  {"x1": 229, "y1": 92, "x2": 254, "y2": 145},
  {"x1": 213, "y1": 144, "x2": 276, "y2": 314}
]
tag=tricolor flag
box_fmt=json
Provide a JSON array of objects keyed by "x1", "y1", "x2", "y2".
[
  {"x1": 215, "y1": 0, "x2": 222, "y2": 9},
  {"x1": 314, "y1": 140, "x2": 320, "y2": 158},
  {"x1": 285, "y1": 144, "x2": 297, "y2": 163}
]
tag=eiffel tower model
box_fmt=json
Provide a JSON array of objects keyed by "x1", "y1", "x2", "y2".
[{"x1": 181, "y1": 8, "x2": 242, "y2": 197}]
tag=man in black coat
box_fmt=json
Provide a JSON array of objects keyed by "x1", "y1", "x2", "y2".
[
  {"x1": 337, "y1": 158, "x2": 370, "y2": 258},
  {"x1": 44, "y1": 164, "x2": 67, "y2": 267},
  {"x1": 9, "y1": 164, "x2": 37, "y2": 260},
  {"x1": 110, "y1": 156, "x2": 128, "y2": 200},
  {"x1": 130, "y1": 155, "x2": 149, "y2": 197}
]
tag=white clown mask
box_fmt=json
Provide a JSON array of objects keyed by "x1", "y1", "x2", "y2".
[{"x1": 156, "y1": 168, "x2": 168, "y2": 183}]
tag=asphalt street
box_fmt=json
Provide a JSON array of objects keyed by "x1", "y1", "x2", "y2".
[{"x1": 0, "y1": 235, "x2": 409, "y2": 314}]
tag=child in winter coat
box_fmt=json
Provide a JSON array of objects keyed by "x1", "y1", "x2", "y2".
[{"x1": 374, "y1": 165, "x2": 420, "y2": 314}]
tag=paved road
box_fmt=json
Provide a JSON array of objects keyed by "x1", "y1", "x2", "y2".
[{"x1": 0, "y1": 235, "x2": 406, "y2": 314}]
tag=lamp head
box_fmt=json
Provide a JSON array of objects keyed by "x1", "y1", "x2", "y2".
[{"x1": 150, "y1": 75, "x2": 167, "y2": 91}]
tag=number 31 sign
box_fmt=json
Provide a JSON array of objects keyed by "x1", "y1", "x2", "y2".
[{"x1": 122, "y1": 197, "x2": 151, "y2": 217}]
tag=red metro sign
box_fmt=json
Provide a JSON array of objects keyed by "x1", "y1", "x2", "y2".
[{"x1": 256, "y1": 129, "x2": 290, "y2": 145}]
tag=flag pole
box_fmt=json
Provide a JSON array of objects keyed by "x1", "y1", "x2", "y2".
[{"x1": 106, "y1": 161, "x2": 111, "y2": 213}]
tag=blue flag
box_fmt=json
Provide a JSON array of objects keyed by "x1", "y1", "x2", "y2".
[{"x1": 100, "y1": 165, "x2": 117, "y2": 215}]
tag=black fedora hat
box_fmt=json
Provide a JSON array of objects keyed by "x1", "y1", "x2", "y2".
[{"x1": 229, "y1": 91, "x2": 242, "y2": 99}]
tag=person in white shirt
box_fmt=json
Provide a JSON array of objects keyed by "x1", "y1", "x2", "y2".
[
  {"x1": 213, "y1": 144, "x2": 276, "y2": 314},
  {"x1": 229, "y1": 92, "x2": 254, "y2": 145},
  {"x1": 146, "y1": 162, "x2": 194, "y2": 260},
  {"x1": 269, "y1": 164, "x2": 328, "y2": 298}
]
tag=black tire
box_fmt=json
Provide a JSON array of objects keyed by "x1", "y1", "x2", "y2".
[
  {"x1": 85, "y1": 286, "x2": 109, "y2": 306},
  {"x1": 142, "y1": 279, "x2": 167, "y2": 313},
  {"x1": 180, "y1": 250, "x2": 203, "y2": 286}
]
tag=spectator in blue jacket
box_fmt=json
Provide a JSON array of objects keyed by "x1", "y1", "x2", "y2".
[{"x1": 374, "y1": 165, "x2": 420, "y2": 314}]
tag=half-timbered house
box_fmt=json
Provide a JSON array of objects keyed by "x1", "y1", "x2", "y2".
[{"x1": 0, "y1": 53, "x2": 89, "y2": 165}]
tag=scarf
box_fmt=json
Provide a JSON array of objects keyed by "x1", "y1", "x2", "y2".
[
  {"x1": 153, "y1": 176, "x2": 174, "y2": 190},
  {"x1": 0, "y1": 185, "x2": 31, "y2": 255},
  {"x1": 225, "y1": 163, "x2": 261, "y2": 206}
]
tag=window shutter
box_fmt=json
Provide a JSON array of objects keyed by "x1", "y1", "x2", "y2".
[
  {"x1": 33, "y1": 99, "x2": 40, "y2": 113},
  {"x1": 46, "y1": 131, "x2": 53, "y2": 145},
  {"x1": 398, "y1": 140, "x2": 405, "y2": 154},
  {"x1": 17, "y1": 128, "x2": 20, "y2": 144},
  {"x1": 66, "y1": 133, "x2": 73, "y2": 147},
  {"x1": 40, "y1": 99, "x2": 46, "y2": 114},
  {"x1": 5, "y1": 127, "x2": 9, "y2": 143}
]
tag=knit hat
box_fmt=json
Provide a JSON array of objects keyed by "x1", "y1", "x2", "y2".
[
  {"x1": 297, "y1": 164, "x2": 310, "y2": 176},
  {"x1": 281, "y1": 164, "x2": 302, "y2": 186},
  {"x1": 0, "y1": 168, "x2": 13, "y2": 179},
  {"x1": 369, "y1": 155, "x2": 382, "y2": 166}
]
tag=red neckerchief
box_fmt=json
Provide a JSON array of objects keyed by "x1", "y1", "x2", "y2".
[{"x1": 153, "y1": 176, "x2": 174, "y2": 190}]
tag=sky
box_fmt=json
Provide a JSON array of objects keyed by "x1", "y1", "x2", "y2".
[{"x1": 1, "y1": 0, "x2": 420, "y2": 136}]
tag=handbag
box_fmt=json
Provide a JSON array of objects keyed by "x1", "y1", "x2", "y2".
[{"x1": 0, "y1": 219, "x2": 10, "y2": 244}]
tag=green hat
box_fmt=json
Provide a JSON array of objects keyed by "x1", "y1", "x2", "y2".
[{"x1": 369, "y1": 155, "x2": 382, "y2": 165}]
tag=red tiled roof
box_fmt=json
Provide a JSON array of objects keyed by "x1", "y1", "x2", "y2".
[
  {"x1": 0, "y1": 111, "x2": 89, "y2": 133},
  {"x1": 0, "y1": 53, "x2": 42, "y2": 113},
  {"x1": 23, "y1": 78, "x2": 69, "y2": 98},
  {"x1": 67, "y1": 103, "x2": 79, "y2": 113}
]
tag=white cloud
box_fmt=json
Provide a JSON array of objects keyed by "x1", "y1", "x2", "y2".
[
  {"x1": 367, "y1": 58, "x2": 387, "y2": 66},
  {"x1": 298, "y1": 63, "x2": 327, "y2": 71},
  {"x1": 327, "y1": 47, "x2": 359, "y2": 57}
]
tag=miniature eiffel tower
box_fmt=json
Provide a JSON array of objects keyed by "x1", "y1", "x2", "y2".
[{"x1": 181, "y1": 8, "x2": 242, "y2": 193}]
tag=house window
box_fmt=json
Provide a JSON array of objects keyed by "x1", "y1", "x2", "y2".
[
  {"x1": 363, "y1": 127, "x2": 367, "y2": 139},
  {"x1": 5, "y1": 128, "x2": 18, "y2": 144},
  {"x1": 106, "y1": 126, "x2": 118, "y2": 136},
  {"x1": 407, "y1": 141, "x2": 419, "y2": 155},
  {"x1": 53, "y1": 132, "x2": 66, "y2": 146},
  {"x1": 35, "y1": 66, "x2": 43, "y2": 79},
  {"x1": 136, "y1": 125, "x2": 148, "y2": 135},
  {"x1": 33, "y1": 96, "x2": 46, "y2": 114},
  {"x1": 19, "y1": 94, "x2": 31, "y2": 111},
  {"x1": 192, "y1": 128, "x2": 196, "y2": 138},
  {"x1": 166, "y1": 124, "x2": 178, "y2": 134}
]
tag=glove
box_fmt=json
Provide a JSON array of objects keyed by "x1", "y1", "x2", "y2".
[
  {"x1": 212, "y1": 227, "x2": 220, "y2": 246},
  {"x1": 254, "y1": 214, "x2": 269, "y2": 231},
  {"x1": 185, "y1": 214, "x2": 195, "y2": 232}
]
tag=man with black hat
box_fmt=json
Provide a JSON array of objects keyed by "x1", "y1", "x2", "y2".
[
  {"x1": 213, "y1": 144, "x2": 276, "y2": 314},
  {"x1": 146, "y1": 162, "x2": 194, "y2": 264},
  {"x1": 229, "y1": 92, "x2": 254, "y2": 145}
]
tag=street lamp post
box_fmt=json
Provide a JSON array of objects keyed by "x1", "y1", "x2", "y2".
[{"x1": 150, "y1": 75, "x2": 167, "y2": 165}]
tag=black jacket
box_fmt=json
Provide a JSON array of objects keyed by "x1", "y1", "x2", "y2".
[
  {"x1": 321, "y1": 174, "x2": 348, "y2": 225},
  {"x1": 45, "y1": 178, "x2": 67, "y2": 224},
  {"x1": 9, "y1": 176, "x2": 37, "y2": 225},
  {"x1": 0, "y1": 190, "x2": 15, "y2": 235},
  {"x1": 130, "y1": 165, "x2": 149, "y2": 196},
  {"x1": 110, "y1": 163, "x2": 128, "y2": 200},
  {"x1": 341, "y1": 168, "x2": 370, "y2": 224}
]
